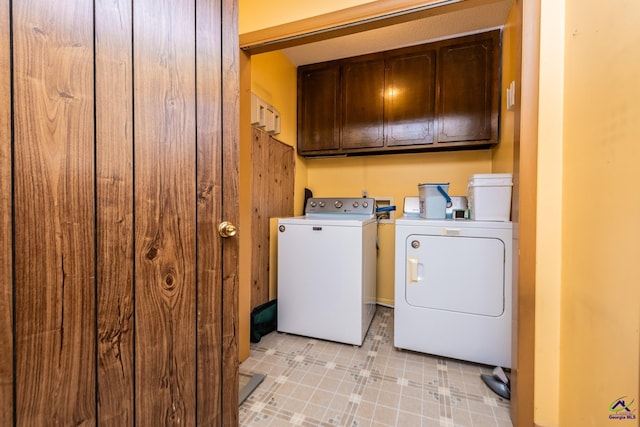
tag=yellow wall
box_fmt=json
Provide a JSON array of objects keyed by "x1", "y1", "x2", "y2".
[
  {"x1": 250, "y1": 51, "x2": 308, "y2": 309},
  {"x1": 304, "y1": 20, "x2": 518, "y2": 306},
  {"x1": 242, "y1": 2, "x2": 515, "y2": 346},
  {"x1": 492, "y1": 6, "x2": 517, "y2": 174},
  {"x1": 251, "y1": 51, "x2": 308, "y2": 216},
  {"x1": 556, "y1": 0, "x2": 640, "y2": 425},
  {"x1": 307, "y1": 151, "x2": 493, "y2": 305},
  {"x1": 245, "y1": 44, "x2": 501, "y2": 316},
  {"x1": 535, "y1": 0, "x2": 564, "y2": 424},
  {"x1": 242, "y1": 0, "x2": 640, "y2": 423}
]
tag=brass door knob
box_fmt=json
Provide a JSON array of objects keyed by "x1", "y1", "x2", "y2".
[{"x1": 218, "y1": 221, "x2": 237, "y2": 238}]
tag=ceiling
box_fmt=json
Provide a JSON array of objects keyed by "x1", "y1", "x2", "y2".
[{"x1": 280, "y1": 0, "x2": 513, "y2": 66}]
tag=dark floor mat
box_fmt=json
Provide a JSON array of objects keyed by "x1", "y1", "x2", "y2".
[{"x1": 238, "y1": 372, "x2": 265, "y2": 405}]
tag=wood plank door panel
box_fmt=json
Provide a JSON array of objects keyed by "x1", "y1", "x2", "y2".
[
  {"x1": 195, "y1": 0, "x2": 225, "y2": 423},
  {"x1": 13, "y1": 0, "x2": 96, "y2": 424},
  {"x1": 220, "y1": 0, "x2": 240, "y2": 420},
  {"x1": 0, "y1": 0, "x2": 12, "y2": 424},
  {"x1": 134, "y1": 0, "x2": 198, "y2": 423},
  {"x1": 2, "y1": 0, "x2": 239, "y2": 424},
  {"x1": 95, "y1": 0, "x2": 135, "y2": 424}
]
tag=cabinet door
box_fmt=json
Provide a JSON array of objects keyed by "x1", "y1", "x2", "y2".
[
  {"x1": 342, "y1": 58, "x2": 385, "y2": 149},
  {"x1": 297, "y1": 64, "x2": 341, "y2": 153},
  {"x1": 437, "y1": 33, "x2": 498, "y2": 143},
  {"x1": 385, "y1": 50, "x2": 436, "y2": 146}
]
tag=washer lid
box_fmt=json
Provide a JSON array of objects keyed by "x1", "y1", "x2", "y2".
[{"x1": 278, "y1": 215, "x2": 376, "y2": 227}]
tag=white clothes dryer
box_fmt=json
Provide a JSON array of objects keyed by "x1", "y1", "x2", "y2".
[{"x1": 394, "y1": 217, "x2": 513, "y2": 368}]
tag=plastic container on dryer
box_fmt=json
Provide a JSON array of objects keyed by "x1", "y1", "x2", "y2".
[
  {"x1": 418, "y1": 183, "x2": 450, "y2": 219},
  {"x1": 467, "y1": 174, "x2": 513, "y2": 221}
]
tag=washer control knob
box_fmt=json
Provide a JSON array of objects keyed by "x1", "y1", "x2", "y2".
[
  {"x1": 411, "y1": 240, "x2": 420, "y2": 249},
  {"x1": 362, "y1": 201, "x2": 369, "y2": 208},
  {"x1": 279, "y1": 225, "x2": 285, "y2": 232},
  {"x1": 319, "y1": 201, "x2": 326, "y2": 207},
  {"x1": 352, "y1": 201, "x2": 359, "y2": 208},
  {"x1": 334, "y1": 200, "x2": 343, "y2": 209},
  {"x1": 310, "y1": 201, "x2": 317, "y2": 207}
]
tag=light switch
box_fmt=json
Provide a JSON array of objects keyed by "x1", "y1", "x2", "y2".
[{"x1": 506, "y1": 81, "x2": 516, "y2": 111}]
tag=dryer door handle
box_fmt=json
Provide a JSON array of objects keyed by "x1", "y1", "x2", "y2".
[{"x1": 407, "y1": 256, "x2": 419, "y2": 284}]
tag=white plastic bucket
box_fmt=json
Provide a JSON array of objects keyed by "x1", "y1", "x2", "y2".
[
  {"x1": 467, "y1": 174, "x2": 512, "y2": 221},
  {"x1": 418, "y1": 183, "x2": 450, "y2": 219}
]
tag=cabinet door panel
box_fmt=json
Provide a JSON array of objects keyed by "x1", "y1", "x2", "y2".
[
  {"x1": 298, "y1": 65, "x2": 340, "y2": 152},
  {"x1": 385, "y1": 51, "x2": 436, "y2": 146},
  {"x1": 342, "y1": 59, "x2": 385, "y2": 149},
  {"x1": 438, "y1": 37, "x2": 495, "y2": 142}
]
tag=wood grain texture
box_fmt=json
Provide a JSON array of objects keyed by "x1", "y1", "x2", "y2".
[
  {"x1": 342, "y1": 57, "x2": 385, "y2": 149},
  {"x1": 134, "y1": 0, "x2": 197, "y2": 424},
  {"x1": 437, "y1": 31, "x2": 500, "y2": 143},
  {"x1": 222, "y1": 0, "x2": 240, "y2": 421},
  {"x1": 385, "y1": 49, "x2": 436, "y2": 146},
  {"x1": 251, "y1": 129, "x2": 295, "y2": 309},
  {"x1": 95, "y1": 0, "x2": 134, "y2": 425},
  {"x1": 250, "y1": 130, "x2": 268, "y2": 309},
  {"x1": 0, "y1": 0, "x2": 13, "y2": 424},
  {"x1": 6, "y1": 0, "x2": 237, "y2": 423},
  {"x1": 297, "y1": 64, "x2": 341, "y2": 152},
  {"x1": 12, "y1": 0, "x2": 96, "y2": 424},
  {"x1": 267, "y1": 139, "x2": 294, "y2": 219},
  {"x1": 195, "y1": 0, "x2": 224, "y2": 423},
  {"x1": 298, "y1": 32, "x2": 500, "y2": 157}
]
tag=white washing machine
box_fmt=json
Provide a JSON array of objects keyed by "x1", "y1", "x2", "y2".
[
  {"x1": 277, "y1": 197, "x2": 377, "y2": 346},
  {"x1": 394, "y1": 216, "x2": 513, "y2": 368}
]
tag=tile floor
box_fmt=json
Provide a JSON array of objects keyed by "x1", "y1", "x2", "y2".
[{"x1": 239, "y1": 306, "x2": 513, "y2": 427}]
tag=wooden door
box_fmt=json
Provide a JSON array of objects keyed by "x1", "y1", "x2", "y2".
[{"x1": 1, "y1": 0, "x2": 238, "y2": 425}]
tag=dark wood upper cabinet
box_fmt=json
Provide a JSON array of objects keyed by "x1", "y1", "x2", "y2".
[
  {"x1": 297, "y1": 30, "x2": 501, "y2": 157},
  {"x1": 342, "y1": 56, "x2": 385, "y2": 149},
  {"x1": 438, "y1": 34, "x2": 497, "y2": 143},
  {"x1": 297, "y1": 63, "x2": 341, "y2": 152},
  {"x1": 385, "y1": 48, "x2": 436, "y2": 147}
]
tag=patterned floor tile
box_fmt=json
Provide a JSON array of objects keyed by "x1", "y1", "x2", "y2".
[{"x1": 240, "y1": 306, "x2": 511, "y2": 426}]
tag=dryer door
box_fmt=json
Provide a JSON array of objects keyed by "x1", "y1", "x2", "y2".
[{"x1": 404, "y1": 234, "x2": 505, "y2": 316}]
